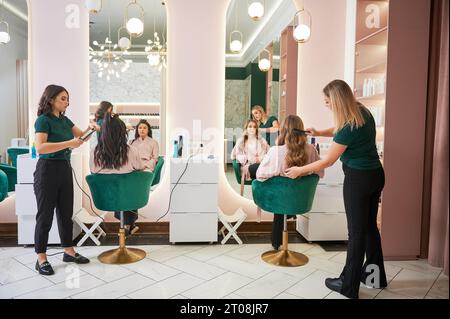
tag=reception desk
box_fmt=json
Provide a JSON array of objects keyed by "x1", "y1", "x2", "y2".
[{"x1": 15, "y1": 153, "x2": 82, "y2": 246}]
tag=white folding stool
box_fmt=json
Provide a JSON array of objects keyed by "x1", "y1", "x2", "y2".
[
  {"x1": 218, "y1": 207, "x2": 247, "y2": 245},
  {"x1": 73, "y1": 208, "x2": 107, "y2": 246}
]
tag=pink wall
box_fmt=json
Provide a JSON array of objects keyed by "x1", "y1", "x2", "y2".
[
  {"x1": 382, "y1": 0, "x2": 431, "y2": 260},
  {"x1": 0, "y1": 0, "x2": 90, "y2": 222},
  {"x1": 296, "y1": 0, "x2": 348, "y2": 138}
]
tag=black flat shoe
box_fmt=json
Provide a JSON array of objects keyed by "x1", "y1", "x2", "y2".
[
  {"x1": 325, "y1": 277, "x2": 343, "y2": 293},
  {"x1": 35, "y1": 260, "x2": 55, "y2": 276},
  {"x1": 63, "y1": 253, "x2": 90, "y2": 264}
]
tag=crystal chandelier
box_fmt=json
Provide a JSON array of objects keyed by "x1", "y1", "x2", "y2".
[
  {"x1": 144, "y1": 13, "x2": 167, "y2": 71},
  {"x1": 89, "y1": 17, "x2": 132, "y2": 81}
]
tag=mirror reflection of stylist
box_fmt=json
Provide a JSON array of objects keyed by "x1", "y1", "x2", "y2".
[
  {"x1": 34, "y1": 85, "x2": 92, "y2": 276},
  {"x1": 92, "y1": 101, "x2": 113, "y2": 139},
  {"x1": 285, "y1": 80, "x2": 387, "y2": 299},
  {"x1": 251, "y1": 105, "x2": 280, "y2": 146}
]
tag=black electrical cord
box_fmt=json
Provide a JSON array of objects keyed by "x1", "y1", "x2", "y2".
[
  {"x1": 156, "y1": 145, "x2": 203, "y2": 222},
  {"x1": 65, "y1": 148, "x2": 104, "y2": 221}
]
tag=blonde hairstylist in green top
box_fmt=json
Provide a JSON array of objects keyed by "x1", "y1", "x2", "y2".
[{"x1": 285, "y1": 80, "x2": 387, "y2": 299}]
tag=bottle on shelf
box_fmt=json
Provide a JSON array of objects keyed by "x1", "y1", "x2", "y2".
[
  {"x1": 363, "y1": 79, "x2": 368, "y2": 97},
  {"x1": 31, "y1": 142, "x2": 37, "y2": 159},
  {"x1": 173, "y1": 141, "x2": 179, "y2": 158}
]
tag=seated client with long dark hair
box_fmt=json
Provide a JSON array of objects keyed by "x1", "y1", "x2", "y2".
[{"x1": 89, "y1": 113, "x2": 144, "y2": 235}]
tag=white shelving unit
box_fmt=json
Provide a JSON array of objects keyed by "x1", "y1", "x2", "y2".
[
  {"x1": 169, "y1": 155, "x2": 218, "y2": 244},
  {"x1": 354, "y1": 0, "x2": 389, "y2": 158},
  {"x1": 15, "y1": 153, "x2": 82, "y2": 246},
  {"x1": 296, "y1": 147, "x2": 348, "y2": 242}
]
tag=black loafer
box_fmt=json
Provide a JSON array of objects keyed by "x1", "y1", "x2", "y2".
[
  {"x1": 35, "y1": 260, "x2": 55, "y2": 276},
  {"x1": 63, "y1": 253, "x2": 90, "y2": 264},
  {"x1": 325, "y1": 277, "x2": 343, "y2": 293}
]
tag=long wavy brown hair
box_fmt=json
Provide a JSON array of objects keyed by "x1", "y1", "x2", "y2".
[
  {"x1": 277, "y1": 115, "x2": 308, "y2": 168},
  {"x1": 94, "y1": 114, "x2": 130, "y2": 169},
  {"x1": 242, "y1": 119, "x2": 260, "y2": 145}
]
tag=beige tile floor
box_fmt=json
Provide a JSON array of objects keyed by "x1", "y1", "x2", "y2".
[{"x1": 0, "y1": 244, "x2": 447, "y2": 299}]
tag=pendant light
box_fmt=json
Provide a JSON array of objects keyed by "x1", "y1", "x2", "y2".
[
  {"x1": 229, "y1": 2, "x2": 243, "y2": 54},
  {"x1": 0, "y1": 20, "x2": 9, "y2": 44},
  {"x1": 117, "y1": 17, "x2": 132, "y2": 51},
  {"x1": 126, "y1": 0, "x2": 145, "y2": 38},
  {"x1": 293, "y1": 9, "x2": 312, "y2": 43},
  {"x1": 258, "y1": 49, "x2": 271, "y2": 72},
  {"x1": 0, "y1": 0, "x2": 10, "y2": 44},
  {"x1": 230, "y1": 31, "x2": 243, "y2": 53},
  {"x1": 85, "y1": 0, "x2": 102, "y2": 14},
  {"x1": 247, "y1": 1, "x2": 265, "y2": 21}
]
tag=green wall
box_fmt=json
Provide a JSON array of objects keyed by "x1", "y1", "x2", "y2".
[{"x1": 226, "y1": 64, "x2": 279, "y2": 112}]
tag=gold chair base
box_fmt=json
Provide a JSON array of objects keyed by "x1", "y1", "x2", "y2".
[
  {"x1": 261, "y1": 249, "x2": 309, "y2": 267},
  {"x1": 98, "y1": 247, "x2": 146, "y2": 264}
]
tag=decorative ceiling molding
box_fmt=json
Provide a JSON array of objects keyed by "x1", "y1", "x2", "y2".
[{"x1": 226, "y1": 0, "x2": 296, "y2": 67}]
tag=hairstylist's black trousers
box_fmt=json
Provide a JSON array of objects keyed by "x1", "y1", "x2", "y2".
[
  {"x1": 340, "y1": 164, "x2": 387, "y2": 299},
  {"x1": 34, "y1": 159, "x2": 74, "y2": 254}
]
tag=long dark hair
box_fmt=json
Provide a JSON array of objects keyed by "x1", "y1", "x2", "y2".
[
  {"x1": 131, "y1": 119, "x2": 152, "y2": 144},
  {"x1": 94, "y1": 114, "x2": 130, "y2": 169},
  {"x1": 95, "y1": 101, "x2": 113, "y2": 122},
  {"x1": 37, "y1": 85, "x2": 69, "y2": 116}
]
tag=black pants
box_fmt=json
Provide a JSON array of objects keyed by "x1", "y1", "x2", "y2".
[
  {"x1": 340, "y1": 164, "x2": 387, "y2": 299},
  {"x1": 34, "y1": 159, "x2": 74, "y2": 254},
  {"x1": 114, "y1": 210, "x2": 138, "y2": 226}
]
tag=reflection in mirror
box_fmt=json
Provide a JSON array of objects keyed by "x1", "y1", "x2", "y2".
[
  {"x1": 224, "y1": 0, "x2": 297, "y2": 200},
  {"x1": 0, "y1": 0, "x2": 28, "y2": 200},
  {"x1": 88, "y1": 0, "x2": 167, "y2": 188}
]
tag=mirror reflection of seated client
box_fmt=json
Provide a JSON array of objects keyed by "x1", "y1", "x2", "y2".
[
  {"x1": 231, "y1": 120, "x2": 270, "y2": 194},
  {"x1": 256, "y1": 115, "x2": 324, "y2": 250},
  {"x1": 90, "y1": 114, "x2": 145, "y2": 236},
  {"x1": 129, "y1": 119, "x2": 159, "y2": 172}
]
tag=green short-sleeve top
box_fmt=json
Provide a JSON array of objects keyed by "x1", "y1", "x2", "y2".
[
  {"x1": 96, "y1": 118, "x2": 103, "y2": 140},
  {"x1": 35, "y1": 113, "x2": 74, "y2": 160},
  {"x1": 333, "y1": 107, "x2": 381, "y2": 170},
  {"x1": 260, "y1": 116, "x2": 279, "y2": 146}
]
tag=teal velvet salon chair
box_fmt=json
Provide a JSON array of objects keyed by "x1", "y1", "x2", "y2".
[
  {"x1": 252, "y1": 174, "x2": 319, "y2": 267},
  {"x1": 0, "y1": 169, "x2": 8, "y2": 202},
  {"x1": 0, "y1": 163, "x2": 17, "y2": 192},
  {"x1": 7, "y1": 148, "x2": 29, "y2": 167},
  {"x1": 86, "y1": 171, "x2": 154, "y2": 264},
  {"x1": 151, "y1": 156, "x2": 165, "y2": 187},
  {"x1": 232, "y1": 160, "x2": 253, "y2": 196}
]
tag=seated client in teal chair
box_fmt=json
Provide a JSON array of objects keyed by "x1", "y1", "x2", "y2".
[
  {"x1": 231, "y1": 119, "x2": 270, "y2": 195},
  {"x1": 256, "y1": 115, "x2": 324, "y2": 250},
  {"x1": 90, "y1": 113, "x2": 145, "y2": 235}
]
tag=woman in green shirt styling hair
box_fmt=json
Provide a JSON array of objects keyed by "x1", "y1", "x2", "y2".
[
  {"x1": 92, "y1": 101, "x2": 113, "y2": 139},
  {"x1": 285, "y1": 80, "x2": 387, "y2": 299},
  {"x1": 251, "y1": 105, "x2": 280, "y2": 146},
  {"x1": 33, "y1": 85, "x2": 94, "y2": 276}
]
